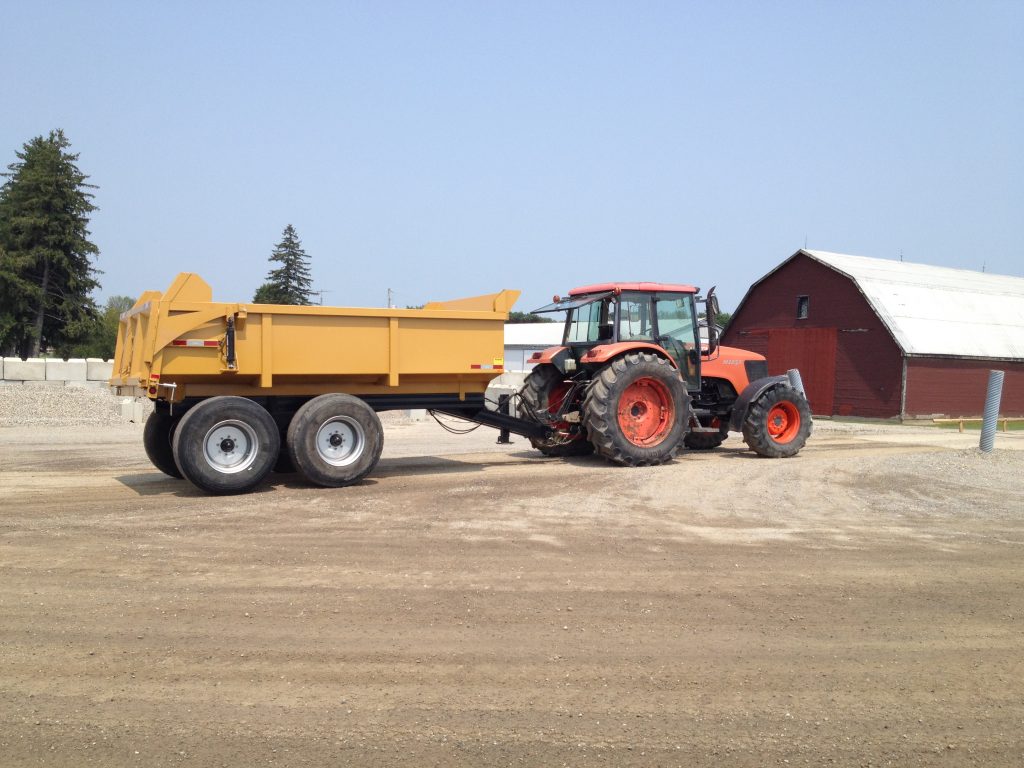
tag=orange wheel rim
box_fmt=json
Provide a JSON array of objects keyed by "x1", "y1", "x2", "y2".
[
  {"x1": 617, "y1": 377, "x2": 675, "y2": 446},
  {"x1": 766, "y1": 401, "x2": 801, "y2": 443}
]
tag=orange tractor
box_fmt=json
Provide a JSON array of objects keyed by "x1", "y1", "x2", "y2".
[{"x1": 502, "y1": 282, "x2": 812, "y2": 464}]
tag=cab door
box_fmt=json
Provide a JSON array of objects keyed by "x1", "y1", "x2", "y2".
[{"x1": 654, "y1": 294, "x2": 699, "y2": 389}]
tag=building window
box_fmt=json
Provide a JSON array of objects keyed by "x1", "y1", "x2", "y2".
[{"x1": 796, "y1": 295, "x2": 809, "y2": 320}]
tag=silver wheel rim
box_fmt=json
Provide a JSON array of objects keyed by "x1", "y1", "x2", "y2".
[
  {"x1": 315, "y1": 416, "x2": 365, "y2": 467},
  {"x1": 203, "y1": 419, "x2": 259, "y2": 474}
]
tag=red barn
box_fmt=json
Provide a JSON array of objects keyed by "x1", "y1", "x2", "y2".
[{"x1": 721, "y1": 250, "x2": 1024, "y2": 419}]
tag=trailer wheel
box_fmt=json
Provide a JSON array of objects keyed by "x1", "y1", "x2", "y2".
[
  {"x1": 521, "y1": 364, "x2": 593, "y2": 457},
  {"x1": 683, "y1": 417, "x2": 729, "y2": 451},
  {"x1": 583, "y1": 352, "x2": 687, "y2": 466},
  {"x1": 287, "y1": 394, "x2": 383, "y2": 487},
  {"x1": 172, "y1": 396, "x2": 280, "y2": 494},
  {"x1": 143, "y1": 411, "x2": 183, "y2": 478},
  {"x1": 742, "y1": 384, "x2": 812, "y2": 458}
]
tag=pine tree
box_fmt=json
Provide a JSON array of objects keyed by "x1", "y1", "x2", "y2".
[
  {"x1": 253, "y1": 224, "x2": 313, "y2": 305},
  {"x1": 0, "y1": 130, "x2": 100, "y2": 358}
]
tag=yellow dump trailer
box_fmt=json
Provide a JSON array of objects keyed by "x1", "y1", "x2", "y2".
[{"x1": 112, "y1": 273, "x2": 523, "y2": 494}]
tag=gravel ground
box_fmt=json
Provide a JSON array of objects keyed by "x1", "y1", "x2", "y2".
[
  {"x1": 0, "y1": 384, "x2": 152, "y2": 427},
  {"x1": 2, "y1": 394, "x2": 1024, "y2": 767}
]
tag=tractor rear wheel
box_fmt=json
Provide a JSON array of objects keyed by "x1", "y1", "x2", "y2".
[
  {"x1": 521, "y1": 364, "x2": 593, "y2": 457},
  {"x1": 143, "y1": 411, "x2": 183, "y2": 478},
  {"x1": 742, "y1": 384, "x2": 812, "y2": 458},
  {"x1": 583, "y1": 352, "x2": 687, "y2": 466},
  {"x1": 683, "y1": 417, "x2": 729, "y2": 450}
]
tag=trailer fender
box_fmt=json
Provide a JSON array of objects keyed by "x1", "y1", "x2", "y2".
[{"x1": 728, "y1": 375, "x2": 790, "y2": 432}]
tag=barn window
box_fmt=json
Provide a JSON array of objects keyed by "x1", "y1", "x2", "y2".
[{"x1": 796, "y1": 295, "x2": 809, "y2": 320}]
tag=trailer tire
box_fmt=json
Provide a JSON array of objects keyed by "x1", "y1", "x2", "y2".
[
  {"x1": 172, "y1": 396, "x2": 280, "y2": 494},
  {"x1": 143, "y1": 411, "x2": 183, "y2": 478},
  {"x1": 583, "y1": 352, "x2": 687, "y2": 466},
  {"x1": 742, "y1": 384, "x2": 812, "y2": 458},
  {"x1": 287, "y1": 394, "x2": 383, "y2": 487},
  {"x1": 683, "y1": 417, "x2": 729, "y2": 451},
  {"x1": 521, "y1": 364, "x2": 593, "y2": 457}
]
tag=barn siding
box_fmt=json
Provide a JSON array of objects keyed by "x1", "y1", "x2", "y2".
[
  {"x1": 723, "y1": 254, "x2": 903, "y2": 417},
  {"x1": 905, "y1": 358, "x2": 1024, "y2": 417}
]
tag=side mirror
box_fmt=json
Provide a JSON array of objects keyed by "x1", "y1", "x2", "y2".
[{"x1": 703, "y1": 286, "x2": 720, "y2": 356}]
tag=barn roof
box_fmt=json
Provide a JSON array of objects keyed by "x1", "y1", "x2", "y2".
[{"x1": 799, "y1": 250, "x2": 1024, "y2": 359}]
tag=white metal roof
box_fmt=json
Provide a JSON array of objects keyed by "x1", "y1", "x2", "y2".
[
  {"x1": 802, "y1": 250, "x2": 1024, "y2": 359},
  {"x1": 504, "y1": 322, "x2": 563, "y2": 347}
]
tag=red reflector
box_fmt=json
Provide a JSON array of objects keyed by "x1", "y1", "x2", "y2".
[
  {"x1": 470, "y1": 364, "x2": 482, "y2": 369},
  {"x1": 148, "y1": 386, "x2": 157, "y2": 395},
  {"x1": 171, "y1": 339, "x2": 220, "y2": 348}
]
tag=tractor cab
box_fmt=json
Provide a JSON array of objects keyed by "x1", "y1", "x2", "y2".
[{"x1": 531, "y1": 282, "x2": 708, "y2": 390}]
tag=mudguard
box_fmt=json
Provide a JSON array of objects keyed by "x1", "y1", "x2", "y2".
[{"x1": 728, "y1": 375, "x2": 790, "y2": 432}]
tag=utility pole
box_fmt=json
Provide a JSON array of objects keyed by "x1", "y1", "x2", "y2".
[{"x1": 387, "y1": 288, "x2": 395, "y2": 309}]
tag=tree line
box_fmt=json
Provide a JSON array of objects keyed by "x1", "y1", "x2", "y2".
[
  {"x1": 3, "y1": 130, "x2": 715, "y2": 360},
  {"x1": 0, "y1": 131, "x2": 319, "y2": 360}
]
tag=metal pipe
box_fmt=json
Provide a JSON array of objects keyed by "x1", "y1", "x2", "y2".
[
  {"x1": 786, "y1": 368, "x2": 805, "y2": 396},
  {"x1": 979, "y1": 370, "x2": 1004, "y2": 453}
]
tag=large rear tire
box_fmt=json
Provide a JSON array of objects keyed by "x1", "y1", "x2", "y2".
[
  {"x1": 143, "y1": 411, "x2": 183, "y2": 478},
  {"x1": 172, "y1": 396, "x2": 280, "y2": 494},
  {"x1": 287, "y1": 393, "x2": 384, "y2": 487},
  {"x1": 521, "y1": 364, "x2": 593, "y2": 457},
  {"x1": 742, "y1": 385, "x2": 812, "y2": 458},
  {"x1": 583, "y1": 352, "x2": 687, "y2": 466}
]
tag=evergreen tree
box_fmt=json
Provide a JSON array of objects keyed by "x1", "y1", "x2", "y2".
[
  {"x1": 66, "y1": 294, "x2": 134, "y2": 360},
  {"x1": 253, "y1": 224, "x2": 313, "y2": 304},
  {"x1": 0, "y1": 130, "x2": 100, "y2": 358}
]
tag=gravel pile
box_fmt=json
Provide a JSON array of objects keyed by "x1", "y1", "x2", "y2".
[{"x1": 0, "y1": 384, "x2": 150, "y2": 427}]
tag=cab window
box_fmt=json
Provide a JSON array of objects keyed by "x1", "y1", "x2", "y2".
[{"x1": 618, "y1": 295, "x2": 654, "y2": 341}]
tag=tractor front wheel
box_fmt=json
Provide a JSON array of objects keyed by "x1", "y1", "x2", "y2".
[
  {"x1": 583, "y1": 352, "x2": 687, "y2": 466},
  {"x1": 742, "y1": 385, "x2": 812, "y2": 458}
]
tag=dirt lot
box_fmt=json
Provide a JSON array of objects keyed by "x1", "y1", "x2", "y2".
[{"x1": 2, "y1": 415, "x2": 1023, "y2": 767}]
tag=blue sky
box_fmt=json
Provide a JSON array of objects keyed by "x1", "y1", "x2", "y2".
[{"x1": 3, "y1": 1, "x2": 1021, "y2": 313}]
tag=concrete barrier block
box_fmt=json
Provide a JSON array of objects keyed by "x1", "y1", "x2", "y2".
[
  {"x1": 4, "y1": 357, "x2": 46, "y2": 381},
  {"x1": 46, "y1": 358, "x2": 88, "y2": 382},
  {"x1": 23, "y1": 379, "x2": 66, "y2": 387},
  {"x1": 120, "y1": 398, "x2": 149, "y2": 423},
  {"x1": 0, "y1": 357, "x2": 3, "y2": 380},
  {"x1": 86, "y1": 358, "x2": 113, "y2": 381}
]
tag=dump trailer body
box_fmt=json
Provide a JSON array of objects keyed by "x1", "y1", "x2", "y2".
[{"x1": 111, "y1": 273, "x2": 519, "y2": 406}]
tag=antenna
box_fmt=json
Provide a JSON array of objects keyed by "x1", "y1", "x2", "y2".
[{"x1": 310, "y1": 289, "x2": 332, "y2": 306}]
